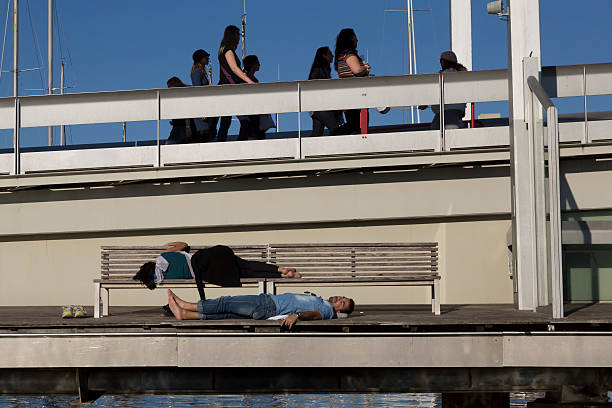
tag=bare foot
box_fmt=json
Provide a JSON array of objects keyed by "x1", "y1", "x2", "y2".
[
  {"x1": 280, "y1": 268, "x2": 301, "y2": 278},
  {"x1": 168, "y1": 289, "x2": 191, "y2": 310},
  {"x1": 167, "y1": 295, "x2": 183, "y2": 320}
]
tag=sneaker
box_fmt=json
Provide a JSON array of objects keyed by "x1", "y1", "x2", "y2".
[
  {"x1": 61, "y1": 305, "x2": 73, "y2": 318},
  {"x1": 72, "y1": 305, "x2": 87, "y2": 318}
]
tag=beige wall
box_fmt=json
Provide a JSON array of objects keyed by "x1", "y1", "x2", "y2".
[{"x1": 0, "y1": 218, "x2": 513, "y2": 307}]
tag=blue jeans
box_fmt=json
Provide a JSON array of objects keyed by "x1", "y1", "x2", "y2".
[{"x1": 196, "y1": 294, "x2": 278, "y2": 320}]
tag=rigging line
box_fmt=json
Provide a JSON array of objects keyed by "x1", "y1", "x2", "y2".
[
  {"x1": 54, "y1": 1, "x2": 77, "y2": 88},
  {"x1": 25, "y1": 0, "x2": 44, "y2": 91},
  {"x1": 0, "y1": 0, "x2": 10, "y2": 85},
  {"x1": 427, "y1": 0, "x2": 438, "y2": 54},
  {"x1": 380, "y1": 0, "x2": 387, "y2": 76}
]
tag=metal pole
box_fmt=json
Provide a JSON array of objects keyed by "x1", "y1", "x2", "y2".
[
  {"x1": 47, "y1": 0, "x2": 52, "y2": 146},
  {"x1": 13, "y1": 97, "x2": 19, "y2": 174},
  {"x1": 296, "y1": 82, "x2": 301, "y2": 159},
  {"x1": 407, "y1": 0, "x2": 414, "y2": 124},
  {"x1": 156, "y1": 90, "x2": 160, "y2": 167},
  {"x1": 583, "y1": 65, "x2": 588, "y2": 144},
  {"x1": 241, "y1": 0, "x2": 246, "y2": 61},
  {"x1": 439, "y1": 72, "x2": 445, "y2": 151},
  {"x1": 122, "y1": 122, "x2": 126, "y2": 143},
  {"x1": 547, "y1": 105, "x2": 563, "y2": 319},
  {"x1": 12, "y1": 0, "x2": 18, "y2": 151},
  {"x1": 60, "y1": 61, "x2": 65, "y2": 145},
  {"x1": 276, "y1": 63, "x2": 280, "y2": 132},
  {"x1": 409, "y1": 0, "x2": 419, "y2": 123}
]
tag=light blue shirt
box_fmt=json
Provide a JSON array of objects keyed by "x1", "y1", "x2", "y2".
[{"x1": 271, "y1": 294, "x2": 335, "y2": 320}]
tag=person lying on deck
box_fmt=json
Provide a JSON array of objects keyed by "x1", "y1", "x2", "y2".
[
  {"x1": 133, "y1": 242, "x2": 301, "y2": 300},
  {"x1": 167, "y1": 289, "x2": 355, "y2": 328}
]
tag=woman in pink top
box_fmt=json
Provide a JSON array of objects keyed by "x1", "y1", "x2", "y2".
[{"x1": 334, "y1": 28, "x2": 371, "y2": 133}]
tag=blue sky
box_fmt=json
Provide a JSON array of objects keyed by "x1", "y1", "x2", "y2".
[{"x1": 1, "y1": 0, "x2": 611, "y2": 147}]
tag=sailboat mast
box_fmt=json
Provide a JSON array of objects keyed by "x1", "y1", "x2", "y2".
[
  {"x1": 409, "y1": 0, "x2": 420, "y2": 123},
  {"x1": 12, "y1": 0, "x2": 17, "y2": 98},
  {"x1": 48, "y1": 0, "x2": 52, "y2": 145},
  {"x1": 407, "y1": 0, "x2": 414, "y2": 124}
]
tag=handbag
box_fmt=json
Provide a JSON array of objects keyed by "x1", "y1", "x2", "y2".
[{"x1": 259, "y1": 114, "x2": 276, "y2": 131}]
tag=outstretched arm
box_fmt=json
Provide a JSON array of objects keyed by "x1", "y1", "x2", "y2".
[
  {"x1": 225, "y1": 51, "x2": 255, "y2": 84},
  {"x1": 164, "y1": 242, "x2": 189, "y2": 252},
  {"x1": 281, "y1": 310, "x2": 322, "y2": 329}
]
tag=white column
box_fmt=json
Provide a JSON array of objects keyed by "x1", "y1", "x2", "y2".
[
  {"x1": 449, "y1": 0, "x2": 473, "y2": 121},
  {"x1": 507, "y1": 0, "x2": 542, "y2": 311}
]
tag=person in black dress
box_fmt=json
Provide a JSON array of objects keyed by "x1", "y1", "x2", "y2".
[
  {"x1": 308, "y1": 46, "x2": 348, "y2": 136},
  {"x1": 217, "y1": 25, "x2": 255, "y2": 141},
  {"x1": 133, "y1": 242, "x2": 301, "y2": 301}
]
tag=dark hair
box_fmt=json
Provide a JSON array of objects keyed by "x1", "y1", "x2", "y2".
[
  {"x1": 334, "y1": 28, "x2": 357, "y2": 71},
  {"x1": 167, "y1": 76, "x2": 186, "y2": 88},
  {"x1": 308, "y1": 46, "x2": 332, "y2": 79},
  {"x1": 218, "y1": 25, "x2": 240, "y2": 59},
  {"x1": 192, "y1": 49, "x2": 210, "y2": 63},
  {"x1": 344, "y1": 298, "x2": 355, "y2": 314},
  {"x1": 243, "y1": 55, "x2": 259, "y2": 73},
  {"x1": 440, "y1": 58, "x2": 467, "y2": 73},
  {"x1": 133, "y1": 261, "x2": 157, "y2": 290}
]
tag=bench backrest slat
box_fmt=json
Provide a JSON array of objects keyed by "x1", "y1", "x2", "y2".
[
  {"x1": 100, "y1": 245, "x2": 268, "y2": 279},
  {"x1": 269, "y1": 243, "x2": 437, "y2": 279},
  {"x1": 100, "y1": 243, "x2": 439, "y2": 280}
]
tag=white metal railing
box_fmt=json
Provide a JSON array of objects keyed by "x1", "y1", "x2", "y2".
[{"x1": 0, "y1": 63, "x2": 611, "y2": 175}]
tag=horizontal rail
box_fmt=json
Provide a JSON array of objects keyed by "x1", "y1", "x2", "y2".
[{"x1": 0, "y1": 70, "x2": 509, "y2": 130}]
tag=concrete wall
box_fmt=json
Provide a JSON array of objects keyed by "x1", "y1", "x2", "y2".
[
  {"x1": 0, "y1": 218, "x2": 512, "y2": 306},
  {"x1": 1, "y1": 152, "x2": 610, "y2": 307}
]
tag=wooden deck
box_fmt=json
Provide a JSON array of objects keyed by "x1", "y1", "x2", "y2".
[{"x1": 1, "y1": 303, "x2": 610, "y2": 332}]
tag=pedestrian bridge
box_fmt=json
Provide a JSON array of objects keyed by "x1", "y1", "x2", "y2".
[{"x1": 0, "y1": 62, "x2": 610, "y2": 177}]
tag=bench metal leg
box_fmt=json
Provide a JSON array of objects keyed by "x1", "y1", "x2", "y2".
[
  {"x1": 266, "y1": 281, "x2": 276, "y2": 295},
  {"x1": 258, "y1": 281, "x2": 265, "y2": 294},
  {"x1": 102, "y1": 288, "x2": 110, "y2": 316},
  {"x1": 93, "y1": 282, "x2": 101, "y2": 319},
  {"x1": 432, "y1": 280, "x2": 441, "y2": 315}
]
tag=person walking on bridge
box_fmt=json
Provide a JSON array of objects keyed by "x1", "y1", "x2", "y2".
[{"x1": 167, "y1": 289, "x2": 355, "y2": 328}]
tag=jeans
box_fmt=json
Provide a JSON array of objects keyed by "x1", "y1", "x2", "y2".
[{"x1": 197, "y1": 294, "x2": 278, "y2": 320}]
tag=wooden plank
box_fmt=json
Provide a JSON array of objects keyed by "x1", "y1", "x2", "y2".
[
  {"x1": 270, "y1": 254, "x2": 438, "y2": 260},
  {"x1": 269, "y1": 243, "x2": 437, "y2": 248},
  {"x1": 266, "y1": 262, "x2": 437, "y2": 267}
]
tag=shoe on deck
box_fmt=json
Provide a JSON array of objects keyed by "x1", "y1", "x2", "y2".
[
  {"x1": 61, "y1": 306, "x2": 73, "y2": 318},
  {"x1": 73, "y1": 305, "x2": 87, "y2": 318}
]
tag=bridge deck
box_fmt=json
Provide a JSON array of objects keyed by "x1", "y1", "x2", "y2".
[{"x1": 1, "y1": 303, "x2": 610, "y2": 332}]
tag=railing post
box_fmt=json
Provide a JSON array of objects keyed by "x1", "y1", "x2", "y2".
[
  {"x1": 156, "y1": 90, "x2": 161, "y2": 167},
  {"x1": 530, "y1": 78, "x2": 548, "y2": 308},
  {"x1": 296, "y1": 82, "x2": 302, "y2": 159},
  {"x1": 13, "y1": 97, "x2": 20, "y2": 175},
  {"x1": 439, "y1": 72, "x2": 445, "y2": 151},
  {"x1": 360, "y1": 109, "x2": 368, "y2": 134},
  {"x1": 547, "y1": 105, "x2": 563, "y2": 319},
  {"x1": 583, "y1": 65, "x2": 589, "y2": 144}
]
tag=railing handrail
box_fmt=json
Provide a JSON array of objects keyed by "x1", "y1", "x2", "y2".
[{"x1": 527, "y1": 76, "x2": 555, "y2": 109}]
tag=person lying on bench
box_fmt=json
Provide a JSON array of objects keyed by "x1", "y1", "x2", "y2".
[
  {"x1": 133, "y1": 242, "x2": 301, "y2": 300},
  {"x1": 167, "y1": 289, "x2": 355, "y2": 328}
]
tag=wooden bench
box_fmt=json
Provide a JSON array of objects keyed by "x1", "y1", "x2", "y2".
[
  {"x1": 94, "y1": 242, "x2": 441, "y2": 318},
  {"x1": 265, "y1": 243, "x2": 441, "y2": 315},
  {"x1": 94, "y1": 245, "x2": 269, "y2": 318}
]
